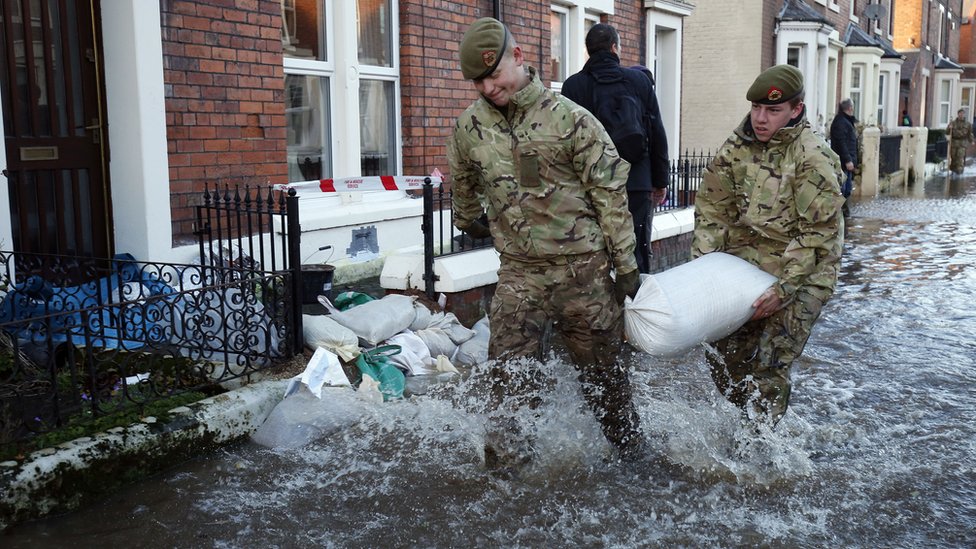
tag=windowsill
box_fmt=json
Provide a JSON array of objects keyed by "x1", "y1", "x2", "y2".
[{"x1": 297, "y1": 193, "x2": 424, "y2": 232}]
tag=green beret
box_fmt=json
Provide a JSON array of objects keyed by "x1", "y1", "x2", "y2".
[
  {"x1": 459, "y1": 17, "x2": 510, "y2": 80},
  {"x1": 746, "y1": 64, "x2": 804, "y2": 104}
]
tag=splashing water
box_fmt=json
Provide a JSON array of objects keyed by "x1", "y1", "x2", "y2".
[{"x1": 5, "y1": 174, "x2": 976, "y2": 548}]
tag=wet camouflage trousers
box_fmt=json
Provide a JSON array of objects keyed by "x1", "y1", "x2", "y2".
[
  {"x1": 705, "y1": 289, "x2": 827, "y2": 426},
  {"x1": 950, "y1": 143, "x2": 968, "y2": 173},
  {"x1": 487, "y1": 250, "x2": 642, "y2": 452}
]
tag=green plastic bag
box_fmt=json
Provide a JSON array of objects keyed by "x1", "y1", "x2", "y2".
[
  {"x1": 354, "y1": 344, "x2": 405, "y2": 401},
  {"x1": 334, "y1": 291, "x2": 375, "y2": 311}
]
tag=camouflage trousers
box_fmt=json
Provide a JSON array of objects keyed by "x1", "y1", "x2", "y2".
[
  {"x1": 487, "y1": 250, "x2": 643, "y2": 453},
  {"x1": 950, "y1": 143, "x2": 968, "y2": 173},
  {"x1": 705, "y1": 288, "x2": 828, "y2": 427}
]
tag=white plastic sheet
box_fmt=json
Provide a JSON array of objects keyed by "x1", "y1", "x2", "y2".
[{"x1": 624, "y1": 252, "x2": 777, "y2": 357}]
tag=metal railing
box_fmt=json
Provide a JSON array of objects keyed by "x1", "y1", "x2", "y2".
[
  {"x1": 194, "y1": 184, "x2": 303, "y2": 351},
  {"x1": 879, "y1": 134, "x2": 903, "y2": 175},
  {"x1": 419, "y1": 151, "x2": 713, "y2": 296},
  {"x1": 0, "y1": 252, "x2": 292, "y2": 449}
]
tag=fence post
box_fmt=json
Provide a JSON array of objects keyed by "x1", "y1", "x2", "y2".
[
  {"x1": 422, "y1": 177, "x2": 435, "y2": 299},
  {"x1": 285, "y1": 188, "x2": 303, "y2": 355}
]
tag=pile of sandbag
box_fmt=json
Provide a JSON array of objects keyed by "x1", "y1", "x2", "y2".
[
  {"x1": 296, "y1": 291, "x2": 491, "y2": 401},
  {"x1": 254, "y1": 291, "x2": 495, "y2": 448}
]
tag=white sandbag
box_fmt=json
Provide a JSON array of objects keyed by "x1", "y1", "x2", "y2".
[
  {"x1": 624, "y1": 252, "x2": 777, "y2": 357},
  {"x1": 408, "y1": 301, "x2": 433, "y2": 331},
  {"x1": 414, "y1": 327, "x2": 458, "y2": 360},
  {"x1": 385, "y1": 331, "x2": 437, "y2": 376},
  {"x1": 427, "y1": 312, "x2": 476, "y2": 345},
  {"x1": 303, "y1": 314, "x2": 360, "y2": 361},
  {"x1": 324, "y1": 293, "x2": 417, "y2": 346},
  {"x1": 251, "y1": 386, "x2": 372, "y2": 448},
  {"x1": 454, "y1": 315, "x2": 489, "y2": 366}
]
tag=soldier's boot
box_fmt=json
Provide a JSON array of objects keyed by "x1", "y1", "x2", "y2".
[
  {"x1": 483, "y1": 416, "x2": 534, "y2": 477},
  {"x1": 577, "y1": 358, "x2": 647, "y2": 463}
]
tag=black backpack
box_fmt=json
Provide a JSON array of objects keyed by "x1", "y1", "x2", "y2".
[{"x1": 588, "y1": 73, "x2": 647, "y2": 164}]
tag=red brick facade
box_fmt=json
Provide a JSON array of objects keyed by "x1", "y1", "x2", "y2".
[
  {"x1": 158, "y1": 1, "x2": 649, "y2": 243},
  {"x1": 160, "y1": 0, "x2": 288, "y2": 245}
]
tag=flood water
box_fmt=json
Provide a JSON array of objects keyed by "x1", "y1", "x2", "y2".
[{"x1": 5, "y1": 170, "x2": 976, "y2": 548}]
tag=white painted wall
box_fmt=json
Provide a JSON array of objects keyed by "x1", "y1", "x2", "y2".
[
  {"x1": 101, "y1": 0, "x2": 172, "y2": 261},
  {"x1": 0, "y1": 97, "x2": 10, "y2": 251}
]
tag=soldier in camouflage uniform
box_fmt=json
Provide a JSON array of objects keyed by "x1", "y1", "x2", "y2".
[
  {"x1": 446, "y1": 18, "x2": 644, "y2": 467},
  {"x1": 946, "y1": 109, "x2": 973, "y2": 174},
  {"x1": 692, "y1": 65, "x2": 845, "y2": 427}
]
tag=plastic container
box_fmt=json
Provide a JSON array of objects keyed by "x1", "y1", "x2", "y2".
[{"x1": 301, "y1": 264, "x2": 335, "y2": 304}]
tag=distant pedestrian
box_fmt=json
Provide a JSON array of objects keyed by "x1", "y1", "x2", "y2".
[
  {"x1": 900, "y1": 110, "x2": 912, "y2": 126},
  {"x1": 561, "y1": 23, "x2": 670, "y2": 274},
  {"x1": 830, "y1": 98, "x2": 858, "y2": 213},
  {"x1": 946, "y1": 108, "x2": 973, "y2": 174}
]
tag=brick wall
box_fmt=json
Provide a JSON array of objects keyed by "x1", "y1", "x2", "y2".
[
  {"x1": 160, "y1": 0, "x2": 287, "y2": 245},
  {"x1": 892, "y1": 0, "x2": 922, "y2": 50}
]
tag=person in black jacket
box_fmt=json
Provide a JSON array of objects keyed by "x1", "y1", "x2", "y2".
[
  {"x1": 829, "y1": 98, "x2": 858, "y2": 212},
  {"x1": 561, "y1": 23, "x2": 670, "y2": 274}
]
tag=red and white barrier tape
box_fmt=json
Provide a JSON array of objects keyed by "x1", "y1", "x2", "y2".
[{"x1": 275, "y1": 175, "x2": 442, "y2": 194}]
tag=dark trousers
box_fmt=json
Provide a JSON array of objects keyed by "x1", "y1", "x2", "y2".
[{"x1": 628, "y1": 191, "x2": 653, "y2": 274}]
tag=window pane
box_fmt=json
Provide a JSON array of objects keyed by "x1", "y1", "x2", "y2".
[
  {"x1": 357, "y1": 0, "x2": 392, "y2": 67},
  {"x1": 550, "y1": 10, "x2": 567, "y2": 82},
  {"x1": 282, "y1": 0, "x2": 325, "y2": 61},
  {"x1": 285, "y1": 73, "x2": 331, "y2": 182},
  {"x1": 359, "y1": 79, "x2": 395, "y2": 176},
  {"x1": 787, "y1": 47, "x2": 800, "y2": 68}
]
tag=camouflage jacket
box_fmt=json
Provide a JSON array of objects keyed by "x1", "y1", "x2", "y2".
[
  {"x1": 947, "y1": 119, "x2": 973, "y2": 142},
  {"x1": 692, "y1": 114, "x2": 844, "y2": 302},
  {"x1": 447, "y1": 67, "x2": 637, "y2": 273}
]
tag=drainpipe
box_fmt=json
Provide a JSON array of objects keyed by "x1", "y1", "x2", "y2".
[{"x1": 493, "y1": 0, "x2": 501, "y2": 21}]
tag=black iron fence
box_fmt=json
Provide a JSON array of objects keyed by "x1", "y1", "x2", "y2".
[
  {"x1": 194, "y1": 184, "x2": 303, "y2": 351},
  {"x1": 419, "y1": 150, "x2": 712, "y2": 296},
  {"x1": 0, "y1": 185, "x2": 304, "y2": 451},
  {"x1": 0, "y1": 252, "x2": 292, "y2": 450}
]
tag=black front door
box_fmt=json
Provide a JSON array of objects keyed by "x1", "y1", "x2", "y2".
[{"x1": 1, "y1": 0, "x2": 112, "y2": 257}]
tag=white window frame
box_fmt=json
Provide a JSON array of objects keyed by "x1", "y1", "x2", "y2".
[
  {"x1": 550, "y1": 5, "x2": 570, "y2": 84},
  {"x1": 876, "y1": 72, "x2": 886, "y2": 127},
  {"x1": 549, "y1": 1, "x2": 611, "y2": 92},
  {"x1": 850, "y1": 64, "x2": 864, "y2": 118},
  {"x1": 938, "y1": 78, "x2": 952, "y2": 127},
  {"x1": 814, "y1": 0, "x2": 841, "y2": 12},
  {"x1": 282, "y1": 1, "x2": 402, "y2": 202}
]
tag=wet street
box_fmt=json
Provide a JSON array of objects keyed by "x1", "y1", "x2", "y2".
[{"x1": 4, "y1": 168, "x2": 976, "y2": 548}]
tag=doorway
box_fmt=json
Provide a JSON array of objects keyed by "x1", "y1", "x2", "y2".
[{"x1": 1, "y1": 0, "x2": 112, "y2": 258}]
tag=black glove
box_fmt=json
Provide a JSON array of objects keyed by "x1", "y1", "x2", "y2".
[
  {"x1": 463, "y1": 220, "x2": 491, "y2": 239},
  {"x1": 614, "y1": 269, "x2": 640, "y2": 304}
]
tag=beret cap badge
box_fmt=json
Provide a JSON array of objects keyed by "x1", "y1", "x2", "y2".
[
  {"x1": 482, "y1": 50, "x2": 497, "y2": 67},
  {"x1": 767, "y1": 88, "x2": 783, "y2": 102}
]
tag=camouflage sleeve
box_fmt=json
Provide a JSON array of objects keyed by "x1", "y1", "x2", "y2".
[
  {"x1": 446, "y1": 119, "x2": 484, "y2": 232},
  {"x1": 691, "y1": 142, "x2": 737, "y2": 258},
  {"x1": 574, "y1": 112, "x2": 638, "y2": 274},
  {"x1": 777, "y1": 148, "x2": 845, "y2": 301}
]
